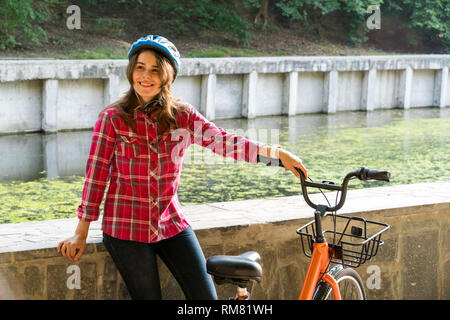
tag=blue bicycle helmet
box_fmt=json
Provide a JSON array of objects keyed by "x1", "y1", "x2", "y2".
[{"x1": 128, "y1": 35, "x2": 181, "y2": 80}]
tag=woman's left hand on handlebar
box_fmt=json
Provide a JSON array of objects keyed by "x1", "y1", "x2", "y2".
[{"x1": 278, "y1": 149, "x2": 308, "y2": 180}]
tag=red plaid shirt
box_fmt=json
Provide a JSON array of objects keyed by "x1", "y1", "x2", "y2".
[{"x1": 77, "y1": 103, "x2": 265, "y2": 243}]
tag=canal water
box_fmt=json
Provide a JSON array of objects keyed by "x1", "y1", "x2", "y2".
[{"x1": 1, "y1": 108, "x2": 449, "y2": 223}]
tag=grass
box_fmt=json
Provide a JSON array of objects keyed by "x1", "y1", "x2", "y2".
[
  {"x1": 184, "y1": 45, "x2": 260, "y2": 58},
  {"x1": 54, "y1": 47, "x2": 128, "y2": 60}
]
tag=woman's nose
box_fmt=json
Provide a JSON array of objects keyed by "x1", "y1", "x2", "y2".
[{"x1": 141, "y1": 69, "x2": 154, "y2": 80}]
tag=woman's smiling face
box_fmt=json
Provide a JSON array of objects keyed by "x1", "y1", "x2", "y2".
[{"x1": 132, "y1": 50, "x2": 162, "y2": 104}]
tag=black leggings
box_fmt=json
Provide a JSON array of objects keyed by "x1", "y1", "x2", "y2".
[{"x1": 102, "y1": 226, "x2": 218, "y2": 300}]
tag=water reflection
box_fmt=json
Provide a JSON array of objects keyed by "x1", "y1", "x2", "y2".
[
  {"x1": 1, "y1": 108, "x2": 449, "y2": 183},
  {"x1": 0, "y1": 131, "x2": 91, "y2": 182}
]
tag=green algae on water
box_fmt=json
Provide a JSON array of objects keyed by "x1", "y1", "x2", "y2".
[{"x1": 1, "y1": 110, "x2": 449, "y2": 224}]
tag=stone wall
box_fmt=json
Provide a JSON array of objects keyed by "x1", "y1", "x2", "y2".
[
  {"x1": 0, "y1": 55, "x2": 449, "y2": 134},
  {"x1": 0, "y1": 181, "x2": 449, "y2": 300}
]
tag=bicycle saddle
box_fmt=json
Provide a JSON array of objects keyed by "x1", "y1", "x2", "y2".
[{"x1": 206, "y1": 251, "x2": 262, "y2": 286}]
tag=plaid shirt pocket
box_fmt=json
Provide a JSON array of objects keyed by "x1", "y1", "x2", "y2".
[{"x1": 117, "y1": 136, "x2": 153, "y2": 159}]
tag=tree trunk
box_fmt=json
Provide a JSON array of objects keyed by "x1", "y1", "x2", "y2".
[{"x1": 254, "y1": 0, "x2": 269, "y2": 26}]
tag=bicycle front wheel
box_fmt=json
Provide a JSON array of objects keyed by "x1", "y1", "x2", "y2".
[{"x1": 314, "y1": 267, "x2": 367, "y2": 300}]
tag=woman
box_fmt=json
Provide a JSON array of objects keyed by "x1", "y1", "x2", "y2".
[{"x1": 57, "y1": 35, "x2": 307, "y2": 300}]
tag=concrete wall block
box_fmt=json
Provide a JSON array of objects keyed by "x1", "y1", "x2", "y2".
[
  {"x1": 401, "y1": 231, "x2": 439, "y2": 299},
  {"x1": 443, "y1": 259, "x2": 450, "y2": 300},
  {"x1": 255, "y1": 73, "x2": 283, "y2": 116},
  {"x1": 42, "y1": 79, "x2": 59, "y2": 132},
  {"x1": 0, "y1": 80, "x2": 42, "y2": 133},
  {"x1": 242, "y1": 71, "x2": 258, "y2": 119},
  {"x1": 103, "y1": 74, "x2": 120, "y2": 106},
  {"x1": 172, "y1": 75, "x2": 202, "y2": 110},
  {"x1": 446, "y1": 68, "x2": 450, "y2": 107},
  {"x1": 411, "y1": 69, "x2": 436, "y2": 108},
  {"x1": 433, "y1": 67, "x2": 449, "y2": 108},
  {"x1": 361, "y1": 266, "x2": 400, "y2": 300},
  {"x1": 215, "y1": 74, "x2": 244, "y2": 119},
  {"x1": 401, "y1": 211, "x2": 440, "y2": 234},
  {"x1": 0, "y1": 252, "x2": 12, "y2": 264},
  {"x1": 47, "y1": 264, "x2": 70, "y2": 300},
  {"x1": 101, "y1": 279, "x2": 117, "y2": 300},
  {"x1": 282, "y1": 71, "x2": 298, "y2": 116},
  {"x1": 337, "y1": 71, "x2": 364, "y2": 111},
  {"x1": 397, "y1": 67, "x2": 414, "y2": 109},
  {"x1": 57, "y1": 79, "x2": 105, "y2": 130},
  {"x1": 296, "y1": 72, "x2": 324, "y2": 114},
  {"x1": 14, "y1": 247, "x2": 65, "y2": 262},
  {"x1": 323, "y1": 70, "x2": 338, "y2": 113},
  {"x1": 374, "y1": 70, "x2": 401, "y2": 109},
  {"x1": 73, "y1": 262, "x2": 97, "y2": 299},
  {"x1": 361, "y1": 68, "x2": 377, "y2": 111},
  {"x1": 24, "y1": 265, "x2": 44, "y2": 297},
  {"x1": 200, "y1": 74, "x2": 216, "y2": 120},
  {"x1": 0, "y1": 265, "x2": 25, "y2": 299},
  {"x1": 444, "y1": 220, "x2": 450, "y2": 253},
  {"x1": 371, "y1": 236, "x2": 399, "y2": 263}
]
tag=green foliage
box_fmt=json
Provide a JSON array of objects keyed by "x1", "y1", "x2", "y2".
[
  {"x1": 148, "y1": 0, "x2": 253, "y2": 46},
  {"x1": 0, "y1": 0, "x2": 48, "y2": 50},
  {"x1": 274, "y1": 0, "x2": 340, "y2": 20},
  {"x1": 384, "y1": 0, "x2": 450, "y2": 45},
  {"x1": 245, "y1": 0, "x2": 449, "y2": 47},
  {"x1": 0, "y1": 0, "x2": 448, "y2": 52},
  {"x1": 273, "y1": 0, "x2": 382, "y2": 45},
  {"x1": 90, "y1": 17, "x2": 125, "y2": 37}
]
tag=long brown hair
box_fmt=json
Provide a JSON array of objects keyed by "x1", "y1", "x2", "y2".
[{"x1": 104, "y1": 48, "x2": 188, "y2": 132}]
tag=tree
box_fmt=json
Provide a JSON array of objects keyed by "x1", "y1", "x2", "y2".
[{"x1": 254, "y1": 0, "x2": 269, "y2": 26}]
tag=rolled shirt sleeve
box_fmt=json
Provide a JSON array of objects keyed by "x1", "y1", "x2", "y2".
[{"x1": 188, "y1": 105, "x2": 266, "y2": 164}]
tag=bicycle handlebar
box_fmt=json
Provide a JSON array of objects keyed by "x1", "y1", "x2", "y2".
[{"x1": 256, "y1": 155, "x2": 391, "y2": 212}]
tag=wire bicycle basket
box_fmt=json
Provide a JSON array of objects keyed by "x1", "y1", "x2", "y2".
[{"x1": 296, "y1": 214, "x2": 390, "y2": 268}]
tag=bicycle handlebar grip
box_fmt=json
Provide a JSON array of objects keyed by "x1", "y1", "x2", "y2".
[
  {"x1": 256, "y1": 155, "x2": 284, "y2": 167},
  {"x1": 358, "y1": 167, "x2": 391, "y2": 182},
  {"x1": 367, "y1": 169, "x2": 391, "y2": 182}
]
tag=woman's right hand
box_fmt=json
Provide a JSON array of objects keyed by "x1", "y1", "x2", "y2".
[{"x1": 57, "y1": 233, "x2": 87, "y2": 263}]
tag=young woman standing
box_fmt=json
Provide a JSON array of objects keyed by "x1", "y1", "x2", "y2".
[{"x1": 57, "y1": 35, "x2": 307, "y2": 300}]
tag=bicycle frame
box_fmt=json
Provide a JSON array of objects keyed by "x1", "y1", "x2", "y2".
[
  {"x1": 298, "y1": 242, "x2": 341, "y2": 300},
  {"x1": 298, "y1": 205, "x2": 342, "y2": 300}
]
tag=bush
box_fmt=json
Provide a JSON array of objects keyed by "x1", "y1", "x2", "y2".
[
  {"x1": 147, "y1": 0, "x2": 253, "y2": 46},
  {"x1": 245, "y1": 0, "x2": 449, "y2": 47},
  {"x1": 272, "y1": 0, "x2": 382, "y2": 45},
  {"x1": 0, "y1": 0, "x2": 48, "y2": 50},
  {"x1": 383, "y1": 0, "x2": 450, "y2": 46}
]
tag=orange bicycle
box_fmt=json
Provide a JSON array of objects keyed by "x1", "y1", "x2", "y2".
[{"x1": 207, "y1": 160, "x2": 391, "y2": 300}]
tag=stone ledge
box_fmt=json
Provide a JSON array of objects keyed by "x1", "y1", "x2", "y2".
[
  {"x1": 1, "y1": 55, "x2": 449, "y2": 82},
  {"x1": 0, "y1": 180, "x2": 448, "y2": 255}
]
